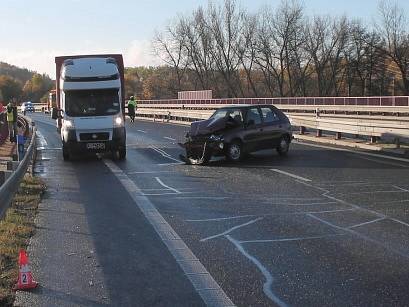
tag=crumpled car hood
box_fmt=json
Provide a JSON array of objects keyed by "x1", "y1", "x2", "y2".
[{"x1": 189, "y1": 117, "x2": 228, "y2": 137}]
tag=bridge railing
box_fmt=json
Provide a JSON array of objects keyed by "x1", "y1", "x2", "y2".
[{"x1": 134, "y1": 96, "x2": 409, "y2": 144}]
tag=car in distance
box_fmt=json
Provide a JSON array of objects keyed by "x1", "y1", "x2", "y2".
[
  {"x1": 21, "y1": 101, "x2": 35, "y2": 113},
  {"x1": 179, "y1": 104, "x2": 293, "y2": 164}
]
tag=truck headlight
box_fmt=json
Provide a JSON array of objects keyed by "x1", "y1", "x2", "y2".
[
  {"x1": 64, "y1": 119, "x2": 75, "y2": 129},
  {"x1": 114, "y1": 115, "x2": 124, "y2": 127}
]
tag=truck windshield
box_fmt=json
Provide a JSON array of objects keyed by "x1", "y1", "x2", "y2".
[{"x1": 65, "y1": 89, "x2": 120, "y2": 117}]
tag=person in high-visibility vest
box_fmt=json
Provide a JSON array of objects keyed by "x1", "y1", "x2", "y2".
[
  {"x1": 128, "y1": 96, "x2": 136, "y2": 123},
  {"x1": 6, "y1": 100, "x2": 18, "y2": 142}
]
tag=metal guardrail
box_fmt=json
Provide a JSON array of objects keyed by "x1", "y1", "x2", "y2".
[
  {"x1": 135, "y1": 100, "x2": 409, "y2": 144},
  {"x1": 0, "y1": 124, "x2": 36, "y2": 219}
]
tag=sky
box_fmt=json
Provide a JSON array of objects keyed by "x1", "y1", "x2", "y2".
[{"x1": 0, "y1": 0, "x2": 408, "y2": 78}]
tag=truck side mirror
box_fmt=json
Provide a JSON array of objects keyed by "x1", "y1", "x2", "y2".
[{"x1": 51, "y1": 108, "x2": 58, "y2": 120}]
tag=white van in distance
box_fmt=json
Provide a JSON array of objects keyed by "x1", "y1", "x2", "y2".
[{"x1": 52, "y1": 55, "x2": 126, "y2": 161}]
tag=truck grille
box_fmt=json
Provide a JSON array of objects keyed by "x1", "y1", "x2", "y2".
[{"x1": 79, "y1": 132, "x2": 109, "y2": 141}]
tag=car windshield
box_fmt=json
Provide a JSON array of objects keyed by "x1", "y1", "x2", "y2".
[
  {"x1": 211, "y1": 108, "x2": 243, "y2": 123},
  {"x1": 65, "y1": 89, "x2": 120, "y2": 117}
]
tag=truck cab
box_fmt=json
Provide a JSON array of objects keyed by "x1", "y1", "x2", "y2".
[{"x1": 53, "y1": 56, "x2": 126, "y2": 160}]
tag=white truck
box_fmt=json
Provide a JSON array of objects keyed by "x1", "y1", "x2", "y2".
[{"x1": 52, "y1": 54, "x2": 126, "y2": 161}]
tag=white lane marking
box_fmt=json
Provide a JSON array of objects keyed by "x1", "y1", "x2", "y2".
[
  {"x1": 393, "y1": 185, "x2": 409, "y2": 193},
  {"x1": 226, "y1": 235, "x2": 288, "y2": 307},
  {"x1": 285, "y1": 201, "x2": 337, "y2": 206},
  {"x1": 141, "y1": 192, "x2": 194, "y2": 196},
  {"x1": 36, "y1": 130, "x2": 48, "y2": 147},
  {"x1": 150, "y1": 145, "x2": 183, "y2": 163},
  {"x1": 350, "y1": 155, "x2": 409, "y2": 168},
  {"x1": 186, "y1": 215, "x2": 256, "y2": 222},
  {"x1": 294, "y1": 140, "x2": 409, "y2": 164},
  {"x1": 240, "y1": 234, "x2": 344, "y2": 244},
  {"x1": 348, "y1": 218, "x2": 386, "y2": 229},
  {"x1": 155, "y1": 177, "x2": 182, "y2": 194},
  {"x1": 307, "y1": 213, "x2": 409, "y2": 259},
  {"x1": 164, "y1": 136, "x2": 176, "y2": 141},
  {"x1": 137, "y1": 129, "x2": 147, "y2": 133},
  {"x1": 103, "y1": 160, "x2": 235, "y2": 306},
  {"x1": 270, "y1": 169, "x2": 312, "y2": 182},
  {"x1": 200, "y1": 218, "x2": 263, "y2": 242}
]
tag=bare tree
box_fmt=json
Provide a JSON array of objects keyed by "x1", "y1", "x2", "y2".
[{"x1": 377, "y1": 0, "x2": 409, "y2": 94}]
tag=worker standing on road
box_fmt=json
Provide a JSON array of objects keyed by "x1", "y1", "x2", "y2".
[
  {"x1": 6, "y1": 99, "x2": 18, "y2": 142},
  {"x1": 128, "y1": 96, "x2": 136, "y2": 123}
]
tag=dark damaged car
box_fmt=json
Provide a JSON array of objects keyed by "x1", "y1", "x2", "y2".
[{"x1": 179, "y1": 105, "x2": 293, "y2": 164}]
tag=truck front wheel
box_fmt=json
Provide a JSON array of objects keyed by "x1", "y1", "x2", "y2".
[{"x1": 113, "y1": 147, "x2": 126, "y2": 161}]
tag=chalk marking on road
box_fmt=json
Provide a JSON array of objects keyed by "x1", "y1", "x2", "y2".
[
  {"x1": 176, "y1": 196, "x2": 230, "y2": 200},
  {"x1": 200, "y1": 218, "x2": 263, "y2": 242},
  {"x1": 186, "y1": 215, "x2": 256, "y2": 222},
  {"x1": 393, "y1": 185, "x2": 409, "y2": 193},
  {"x1": 141, "y1": 192, "x2": 194, "y2": 196},
  {"x1": 390, "y1": 218, "x2": 409, "y2": 228},
  {"x1": 307, "y1": 213, "x2": 409, "y2": 259},
  {"x1": 150, "y1": 145, "x2": 183, "y2": 163},
  {"x1": 155, "y1": 177, "x2": 182, "y2": 194},
  {"x1": 127, "y1": 171, "x2": 174, "y2": 174},
  {"x1": 158, "y1": 162, "x2": 186, "y2": 166},
  {"x1": 188, "y1": 209, "x2": 355, "y2": 223},
  {"x1": 103, "y1": 159, "x2": 235, "y2": 307},
  {"x1": 316, "y1": 182, "x2": 386, "y2": 187},
  {"x1": 137, "y1": 129, "x2": 147, "y2": 133},
  {"x1": 226, "y1": 235, "x2": 288, "y2": 307},
  {"x1": 164, "y1": 136, "x2": 176, "y2": 141},
  {"x1": 284, "y1": 201, "x2": 338, "y2": 206},
  {"x1": 294, "y1": 140, "x2": 409, "y2": 164},
  {"x1": 344, "y1": 190, "x2": 409, "y2": 195},
  {"x1": 240, "y1": 233, "x2": 344, "y2": 244},
  {"x1": 270, "y1": 169, "x2": 312, "y2": 182},
  {"x1": 348, "y1": 217, "x2": 386, "y2": 229},
  {"x1": 36, "y1": 130, "x2": 48, "y2": 147}
]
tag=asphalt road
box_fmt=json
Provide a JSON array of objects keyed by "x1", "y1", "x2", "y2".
[{"x1": 15, "y1": 113, "x2": 409, "y2": 307}]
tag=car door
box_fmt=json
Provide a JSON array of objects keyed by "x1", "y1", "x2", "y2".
[
  {"x1": 242, "y1": 107, "x2": 263, "y2": 152},
  {"x1": 259, "y1": 106, "x2": 282, "y2": 149}
]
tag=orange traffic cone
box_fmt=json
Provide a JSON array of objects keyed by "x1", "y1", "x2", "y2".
[{"x1": 14, "y1": 249, "x2": 38, "y2": 290}]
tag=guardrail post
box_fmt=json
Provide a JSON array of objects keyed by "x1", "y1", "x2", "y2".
[
  {"x1": 395, "y1": 137, "x2": 401, "y2": 149},
  {"x1": 300, "y1": 126, "x2": 306, "y2": 135},
  {"x1": 335, "y1": 132, "x2": 342, "y2": 140},
  {"x1": 316, "y1": 129, "x2": 322, "y2": 137},
  {"x1": 0, "y1": 170, "x2": 12, "y2": 186}
]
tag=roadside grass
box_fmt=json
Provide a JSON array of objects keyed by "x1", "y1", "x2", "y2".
[{"x1": 0, "y1": 175, "x2": 45, "y2": 306}]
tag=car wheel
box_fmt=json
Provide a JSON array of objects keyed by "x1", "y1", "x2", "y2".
[
  {"x1": 277, "y1": 136, "x2": 290, "y2": 156},
  {"x1": 226, "y1": 141, "x2": 243, "y2": 162},
  {"x1": 62, "y1": 143, "x2": 70, "y2": 161}
]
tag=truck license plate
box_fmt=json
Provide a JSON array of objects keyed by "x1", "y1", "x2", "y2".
[{"x1": 86, "y1": 143, "x2": 105, "y2": 150}]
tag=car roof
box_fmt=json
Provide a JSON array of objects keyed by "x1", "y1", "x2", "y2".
[{"x1": 219, "y1": 104, "x2": 274, "y2": 110}]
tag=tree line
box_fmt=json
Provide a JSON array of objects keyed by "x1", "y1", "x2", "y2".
[
  {"x1": 146, "y1": 0, "x2": 409, "y2": 99},
  {"x1": 0, "y1": 62, "x2": 53, "y2": 104}
]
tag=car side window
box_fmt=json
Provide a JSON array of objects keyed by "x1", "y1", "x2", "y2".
[
  {"x1": 246, "y1": 108, "x2": 262, "y2": 126},
  {"x1": 261, "y1": 107, "x2": 280, "y2": 124}
]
